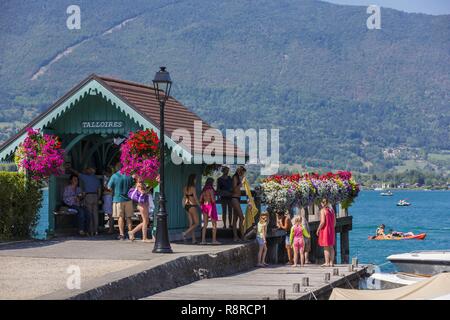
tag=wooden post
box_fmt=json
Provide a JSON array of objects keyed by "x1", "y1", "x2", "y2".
[
  {"x1": 333, "y1": 268, "x2": 339, "y2": 276},
  {"x1": 304, "y1": 206, "x2": 309, "y2": 220},
  {"x1": 293, "y1": 283, "x2": 300, "y2": 293},
  {"x1": 324, "y1": 273, "x2": 331, "y2": 283},
  {"x1": 340, "y1": 227, "x2": 350, "y2": 264},
  {"x1": 254, "y1": 189, "x2": 262, "y2": 214},
  {"x1": 352, "y1": 257, "x2": 358, "y2": 267},
  {"x1": 278, "y1": 289, "x2": 286, "y2": 300},
  {"x1": 302, "y1": 277, "x2": 310, "y2": 287}
]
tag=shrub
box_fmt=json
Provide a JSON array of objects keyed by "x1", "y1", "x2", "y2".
[{"x1": 0, "y1": 172, "x2": 43, "y2": 240}]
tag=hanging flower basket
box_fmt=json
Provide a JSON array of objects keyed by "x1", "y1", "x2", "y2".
[
  {"x1": 14, "y1": 128, "x2": 64, "y2": 181},
  {"x1": 120, "y1": 129, "x2": 160, "y2": 187},
  {"x1": 261, "y1": 171, "x2": 360, "y2": 211}
]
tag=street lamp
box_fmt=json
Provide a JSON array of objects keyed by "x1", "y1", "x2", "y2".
[{"x1": 152, "y1": 66, "x2": 173, "y2": 253}]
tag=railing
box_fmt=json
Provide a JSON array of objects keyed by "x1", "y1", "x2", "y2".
[{"x1": 234, "y1": 188, "x2": 352, "y2": 264}]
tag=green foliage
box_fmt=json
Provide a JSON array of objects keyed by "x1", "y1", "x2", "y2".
[
  {"x1": 0, "y1": 0, "x2": 449, "y2": 174},
  {"x1": 355, "y1": 169, "x2": 450, "y2": 188},
  {"x1": 0, "y1": 172, "x2": 43, "y2": 240}
]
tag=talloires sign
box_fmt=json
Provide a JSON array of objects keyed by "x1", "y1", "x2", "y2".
[{"x1": 81, "y1": 121, "x2": 124, "y2": 129}]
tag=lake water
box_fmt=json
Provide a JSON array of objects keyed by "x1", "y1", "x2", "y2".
[
  {"x1": 349, "y1": 190, "x2": 450, "y2": 272},
  {"x1": 219, "y1": 190, "x2": 450, "y2": 272}
]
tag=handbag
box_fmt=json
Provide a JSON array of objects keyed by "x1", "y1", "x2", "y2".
[{"x1": 128, "y1": 188, "x2": 146, "y2": 203}]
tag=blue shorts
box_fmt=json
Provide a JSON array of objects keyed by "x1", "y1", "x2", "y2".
[
  {"x1": 285, "y1": 235, "x2": 291, "y2": 246},
  {"x1": 256, "y1": 236, "x2": 265, "y2": 246}
]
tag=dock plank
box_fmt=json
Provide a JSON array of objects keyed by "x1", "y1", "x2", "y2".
[{"x1": 143, "y1": 264, "x2": 367, "y2": 300}]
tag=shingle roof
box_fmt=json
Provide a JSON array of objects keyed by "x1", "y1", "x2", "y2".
[
  {"x1": 0, "y1": 74, "x2": 245, "y2": 160},
  {"x1": 96, "y1": 75, "x2": 242, "y2": 157}
]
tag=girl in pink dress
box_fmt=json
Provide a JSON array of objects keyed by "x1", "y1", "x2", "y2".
[
  {"x1": 317, "y1": 198, "x2": 336, "y2": 267},
  {"x1": 290, "y1": 215, "x2": 311, "y2": 267},
  {"x1": 200, "y1": 177, "x2": 220, "y2": 245}
]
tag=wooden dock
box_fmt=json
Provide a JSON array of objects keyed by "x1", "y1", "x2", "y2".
[{"x1": 144, "y1": 264, "x2": 368, "y2": 300}]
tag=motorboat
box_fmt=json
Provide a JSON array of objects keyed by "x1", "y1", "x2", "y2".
[
  {"x1": 331, "y1": 273, "x2": 450, "y2": 299},
  {"x1": 397, "y1": 200, "x2": 411, "y2": 206},
  {"x1": 387, "y1": 250, "x2": 450, "y2": 275},
  {"x1": 380, "y1": 190, "x2": 393, "y2": 196},
  {"x1": 365, "y1": 272, "x2": 429, "y2": 290}
]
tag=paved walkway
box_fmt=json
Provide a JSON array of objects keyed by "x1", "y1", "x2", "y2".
[{"x1": 0, "y1": 235, "x2": 245, "y2": 299}]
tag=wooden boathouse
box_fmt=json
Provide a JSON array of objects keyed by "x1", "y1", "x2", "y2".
[{"x1": 0, "y1": 74, "x2": 245, "y2": 239}]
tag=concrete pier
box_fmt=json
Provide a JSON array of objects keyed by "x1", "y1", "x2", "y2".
[{"x1": 0, "y1": 236, "x2": 257, "y2": 300}]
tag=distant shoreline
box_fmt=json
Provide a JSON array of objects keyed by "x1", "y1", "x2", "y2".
[{"x1": 362, "y1": 188, "x2": 450, "y2": 191}]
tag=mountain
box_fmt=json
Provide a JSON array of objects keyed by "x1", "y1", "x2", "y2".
[{"x1": 0, "y1": 0, "x2": 449, "y2": 173}]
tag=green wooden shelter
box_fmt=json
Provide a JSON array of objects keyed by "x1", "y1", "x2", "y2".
[{"x1": 0, "y1": 74, "x2": 245, "y2": 239}]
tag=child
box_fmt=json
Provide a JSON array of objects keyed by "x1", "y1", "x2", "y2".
[
  {"x1": 256, "y1": 212, "x2": 269, "y2": 267},
  {"x1": 199, "y1": 177, "x2": 220, "y2": 245},
  {"x1": 127, "y1": 178, "x2": 153, "y2": 242},
  {"x1": 290, "y1": 215, "x2": 311, "y2": 267}
]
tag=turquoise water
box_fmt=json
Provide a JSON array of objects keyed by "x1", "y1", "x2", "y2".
[
  {"x1": 349, "y1": 190, "x2": 450, "y2": 271},
  {"x1": 219, "y1": 190, "x2": 450, "y2": 271}
]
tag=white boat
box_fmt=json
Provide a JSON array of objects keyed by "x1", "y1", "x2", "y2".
[
  {"x1": 380, "y1": 190, "x2": 393, "y2": 196},
  {"x1": 365, "y1": 272, "x2": 428, "y2": 289},
  {"x1": 387, "y1": 250, "x2": 450, "y2": 275},
  {"x1": 396, "y1": 200, "x2": 411, "y2": 206},
  {"x1": 331, "y1": 273, "x2": 450, "y2": 300}
]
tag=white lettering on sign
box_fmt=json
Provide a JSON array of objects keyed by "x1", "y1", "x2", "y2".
[{"x1": 81, "y1": 121, "x2": 124, "y2": 129}]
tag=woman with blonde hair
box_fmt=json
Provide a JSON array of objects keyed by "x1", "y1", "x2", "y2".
[{"x1": 256, "y1": 212, "x2": 269, "y2": 267}]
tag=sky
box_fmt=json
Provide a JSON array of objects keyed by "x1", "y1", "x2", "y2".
[{"x1": 322, "y1": 0, "x2": 450, "y2": 15}]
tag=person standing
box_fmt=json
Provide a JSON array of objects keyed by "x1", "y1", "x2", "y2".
[
  {"x1": 127, "y1": 178, "x2": 153, "y2": 243},
  {"x1": 231, "y1": 166, "x2": 246, "y2": 242},
  {"x1": 277, "y1": 211, "x2": 293, "y2": 265},
  {"x1": 199, "y1": 177, "x2": 220, "y2": 245},
  {"x1": 300, "y1": 208, "x2": 312, "y2": 264},
  {"x1": 290, "y1": 215, "x2": 311, "y2": 267},
  {"x1": 63, "y1": 175, "x2": 90, "y2": 236},
  {"x1": 256, "y1": 212, "x2": 269, "y2": 267},
  {"x1": 68, "y1": 166, "x2": 101, "y2": 236},
  {"x1": 316, "y1": 198, "x2": 336, "y2": 267},
  {"x1": 107, "y1": 163, "x2": 135, "y2": 241},
  {"x1": 102, "y1": 167, "x2": 114, "y2": 234},
  {"x1": 182, "y1": 174, "x2": 200, "y2": 244},
  {"x1": 217, "y1": 167, "x2": 233, "y2": 229}
]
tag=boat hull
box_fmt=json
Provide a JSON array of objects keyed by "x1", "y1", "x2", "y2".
[
  {"x1": 368, "y1": 233, "x2": 426, "y2": 240},
  {"x1": 389, "y1": 260, "x2": 450, "y2": 275},
  {"x1": 387, "y1": 251, "x2": 450, "y2": 276}
]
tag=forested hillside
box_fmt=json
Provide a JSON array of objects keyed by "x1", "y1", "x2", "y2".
[{"x1": 0, "y1": 0, "x2": 449, "y2": 173}]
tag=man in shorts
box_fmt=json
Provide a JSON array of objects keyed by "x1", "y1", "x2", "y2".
[{"x1": 107, "y1": 163, "x2": 135, "y2": 240}]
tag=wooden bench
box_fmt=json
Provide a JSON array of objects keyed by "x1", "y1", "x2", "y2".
[{"x1": 54, "y1": 206, "x2": 153, "y2": 236}]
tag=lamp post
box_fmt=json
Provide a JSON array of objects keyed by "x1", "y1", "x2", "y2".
[{"x1": 152, "y1": 66, "x2": 173, "y2": 253}]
